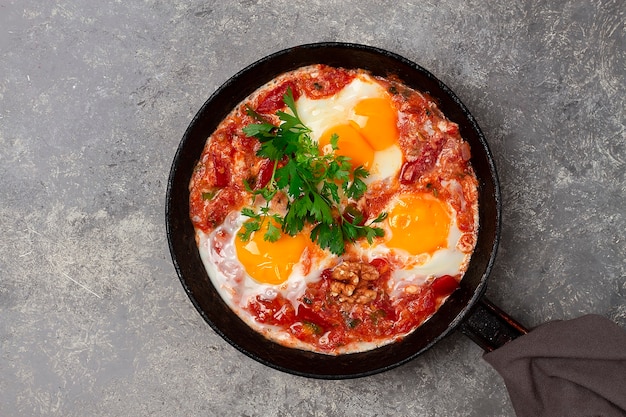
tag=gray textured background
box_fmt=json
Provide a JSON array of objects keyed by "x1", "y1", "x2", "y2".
[{"x1": 1, "y1": 1, "x2": 624, "y2": 416}]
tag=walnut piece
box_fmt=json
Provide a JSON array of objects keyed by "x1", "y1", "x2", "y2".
[
  {"x1": 331, "y1": 262, "x2": 360, "y2": 285},
  {"x1": 330, "y1": 281, "x2": 356, "y2": 297},
  {"x1": 353, "y1": 288, "x2": 378, "y2": 304},
  {"x1": 330, "y1": 261, "x2": 380, "y2": 304},
  {"x1": 360, "y1": 264, "x2": 379, "y2": 281}
]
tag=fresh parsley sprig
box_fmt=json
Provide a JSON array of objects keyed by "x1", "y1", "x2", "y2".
[{"x1": 240, "y1": 88, "x2": 386, "y2": 255}]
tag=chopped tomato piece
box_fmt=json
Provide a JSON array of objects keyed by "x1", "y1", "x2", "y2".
[
  {"x1": 212, "y1": 153, "x2": 230, "y2": 187},
  {"x1": 255, "y1": 159, "x2": 274, "y2": 189},
  {"x1": 369, "y1": 258, "x2": 391, "y2": 277},
  {"x1": 399, "y1": 142, "x2": 443, "y2": 184},
  {"x1": 256, "y1": 81, "x2": 299, "y2": 114},
  {"x1": 431, "y1": 275, "x2": 459, "y2": 298}
]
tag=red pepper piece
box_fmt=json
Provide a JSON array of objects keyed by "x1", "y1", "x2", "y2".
[
  {"x1": 431, "y1": 275, "x2": 459, "y2": 298},
  {"x1": 255, "y1": 159, "x2": 274, "y2": 189},
  {"x1": 212, "y1": 154, "x2": 230, "y2": 187}
]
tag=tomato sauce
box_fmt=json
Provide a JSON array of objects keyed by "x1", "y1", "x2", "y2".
[
  {"x1": 190, "y1": 65, "x2": 479, "y2": 354},
  {"x1": 244, "y1": 260, "x2": 460, "y2": 352}
]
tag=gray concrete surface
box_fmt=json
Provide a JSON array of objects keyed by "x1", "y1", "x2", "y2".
[{"x1": 1, "y1": 1, "x2": 624, "y2": 416}]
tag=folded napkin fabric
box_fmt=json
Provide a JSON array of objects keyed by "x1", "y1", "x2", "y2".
[{"x1": 484, "y1": 314, "x2": 626, "y2": 417}]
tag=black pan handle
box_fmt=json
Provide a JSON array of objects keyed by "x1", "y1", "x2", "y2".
[{"x1": 459, "y1": 297, "x2": 529, "y2": 352}]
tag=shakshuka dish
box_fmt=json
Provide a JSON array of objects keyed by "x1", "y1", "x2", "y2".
[{"x1": 189, "y1": 65, "x2": 479, "y2": 355}]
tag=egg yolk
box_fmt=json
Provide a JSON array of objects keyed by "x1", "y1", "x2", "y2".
[
  {"x1": 318, "y1": 123, "x2": 375, "y2": 169},
  {"x1": 235, "y1": 220, "x2": 310, "y2": 285},
  {"x1": 317, "y1": 96, "x2": 398, "y2": 170},
  {"x1": 386, "y1": 194, "x2": 451, "y2": 255},
  {"x1": 353, "y1": 97, "x2": 398, "y2": 151}
]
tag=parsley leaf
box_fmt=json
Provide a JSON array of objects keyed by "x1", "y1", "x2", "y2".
[
  {"x1": 264, "y1": 219, "x2": 282, "y2": 242},
  {"x1": 344, "y1": 165, "x2": 369, "y2": 200},
  {"x1": 240, "y1": 87, "x2": 387, "y2": 255}
]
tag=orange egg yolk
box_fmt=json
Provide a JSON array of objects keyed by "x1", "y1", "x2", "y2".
[
  {"x1": 318, "y1": 123, "x2": 375, "y2": 169},
  {"x1": 353, "y1": 97, "x2": 398, "y2": 151},
  {"x1": 317, "y1": 97, "x2": 398, "y2": 169},
  {"x1": 234, "y1": 220, "x2": 310, "y2": 285},
  {"x1": 386, "y1": 194, "x2": 451, "y2": 255}
]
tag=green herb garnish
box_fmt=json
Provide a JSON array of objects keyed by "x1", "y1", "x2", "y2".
[{"x1": 239, "y1": 88, "x2": 386, "y2": 255}]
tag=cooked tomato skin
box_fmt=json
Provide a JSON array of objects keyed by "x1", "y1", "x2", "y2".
[
  {"x1": 369, "y1": 258, "x2": 391, "y2": 277},
  {"x1": 247, "y1": 295, "x2": 300, "y2": 340},
  {"x1": 253, "y1": 66, "x2": 356, "y2": 115},
  {"x1": 431, "y1": 274, "x2": 460, "y2": 298},
  {"x1": 189, "y1": 128, "x2": 253, "y2": 231},
  {"x1": 399, "y1": 141, "x2": 444, "y2": 185},
  {"x1": 212, "y1": 153, "x2": 231, "y2": 187},
  {"x1": 190, "y1": 186, "x2": 244, "y2": 230},
  {"x1": 256, "y1": 81, "x2": 300, "y2": 114}
]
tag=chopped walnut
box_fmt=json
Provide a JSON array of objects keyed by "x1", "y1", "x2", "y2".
[
  {"x1": 336, "y1": 288, "x2": 378, "y2": 304},
  {"x1": 331, "y1": 262, "x2": 360, "y2": 285},
  {"x1": 353, "y1": 288, "x2": 378, "y2": 304},
  {"x1": 330, "y1": 261, "x2": 380, "y2": 304},
  {"x1": 330, "y1": 281, "x2": 356, "y2": 297},
  {"x1": 360, "y1": 264, "x2": 379, "y2": 281}
]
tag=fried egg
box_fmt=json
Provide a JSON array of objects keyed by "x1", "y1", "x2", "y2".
[
  {"x1": 296, "y1": 74, "x2": 403, "y2": 183},
  {"x1": 197, "y1": 210, "x2": 334, "y2": 318},
  {"x1": 353, "y1": 191, "x2": 471, "y2": 297}
]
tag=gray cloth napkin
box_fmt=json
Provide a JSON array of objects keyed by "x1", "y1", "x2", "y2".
[{"x1": 484, "y1": 314, "x2": 626, "y2": 417}]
